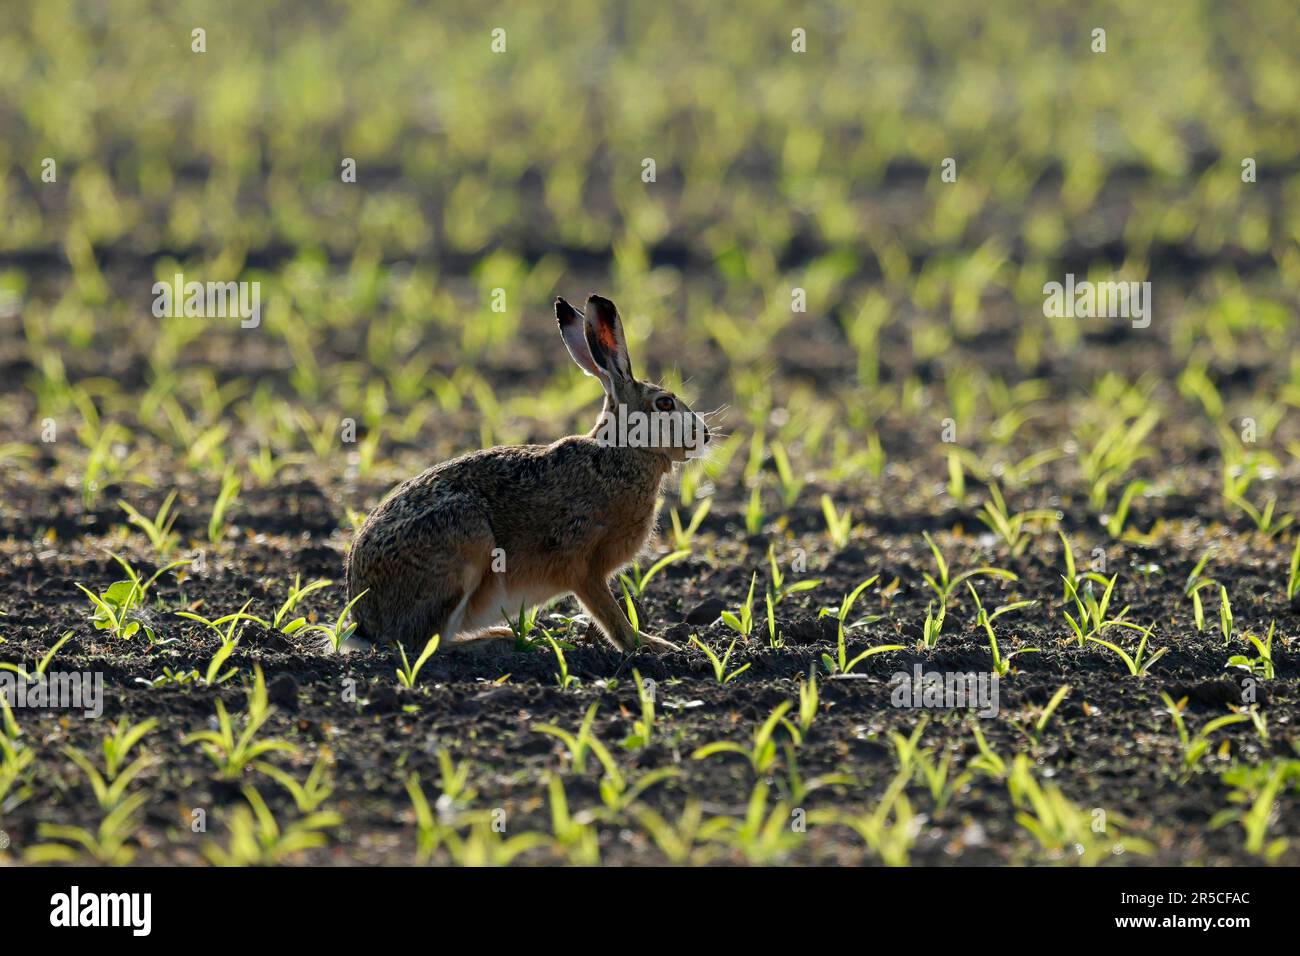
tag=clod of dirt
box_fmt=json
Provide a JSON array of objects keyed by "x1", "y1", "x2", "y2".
[
  {"x1": 367, "y1": 684, "x2": 400, "y2": 712},
  {"x1": 683, "y1": 597, "x2": 726, "y2": 625},
  {"x1": 268, "y1": 673, "x2": 300, "y2": 710}
]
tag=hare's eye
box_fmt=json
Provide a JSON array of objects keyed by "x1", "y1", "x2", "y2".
[{"x1": 655, "y1": 397, "x2": 675, "y2": 412}]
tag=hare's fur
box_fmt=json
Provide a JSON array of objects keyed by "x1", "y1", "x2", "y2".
[{"x1": 345, "y1": 294, "x2": 708, "y2": 654}]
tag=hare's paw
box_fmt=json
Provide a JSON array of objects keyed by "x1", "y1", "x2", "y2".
[{"x1": 633, "y1": 631, "x2": 677, "y2": 653}]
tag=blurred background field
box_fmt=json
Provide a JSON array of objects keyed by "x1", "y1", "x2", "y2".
[{"x1": 1, "y1": 0, "x2": 1299, "y2": 494}]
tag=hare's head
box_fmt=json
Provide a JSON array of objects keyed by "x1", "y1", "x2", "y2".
[{"x1": 556, "y1": 294, "x2": 711, "y2": 462}]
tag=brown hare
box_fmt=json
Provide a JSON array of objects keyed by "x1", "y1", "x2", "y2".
[{"x1": 344, "y1": 294, "x2": 710, "y2": 654}]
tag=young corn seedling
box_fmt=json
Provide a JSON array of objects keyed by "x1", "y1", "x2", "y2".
[
  {"x1": 796, "y1": 667, "x2": 818, "y2": 735},
  {"x1": 405, "y1": 773, "x2": 446, "y2": 862},
  {"x1": 1227, "y1": 493, "x2": 1293, "y2": 539},
  {"x1": 808, "y1": 767, "x2": 917, "y2": 867},
  {"x1": 1160, "y1": 693, "x2": 1252, "y2": 777},
  {"x1": 1227, "y1": 621, "x2": 1276, "y2": 679},
  {"x1": 254, "y1": 752, "x2": 334, "y2": 813},
  {"x1": 117, "y1": 490, "x2": 180, "y2": 558},
  {"x1": 1009, "y1": 758, "x2": 1152, "y2": 865},
  {"x1": 888, "y1": 715, "x2": 930, "y2": 774},
  {"x1": 922, "y1": 531, "x2": 1018, "y2": 608},
  {"x1": 767, "y1": 544, "x2": 822, "y2": 605},
  {"x1": 744, "y1": 484, "x2": 766, "y2": 536},
  {"x1": 618, "y1": 550, "x2": 690, "y2": 598},
  {"x1": 689, "y1": 634, "x2": 751, "y2": 684},
  {"x1": 621, "y1": 669, "x2": 656, "y2": 750},
  {"x1": 914, "y1": 748, "x2": 971, "y2": 815},
  {"x1": 0, "y1": 699, "x2": 34, "y2": 811},
  {"x1": 1085, "y1": 622, "x2": 1166, "y2": 677},
  {"x1": 668, "y1": 498, "x2": 711, "y2": 550},
  {"x1": 25, "y1": 791, "x2": 147, "y2": 865},
  {"x1": 1018, "y1": 684, "x2": 1071, "y2": 746},
  {"x1": 208, "y1": 466, "x2": 242, "y2": 543},
  {"x1": 203, "y1": 785, "x2": 342, "y2": 866},
  {"x1": 977, "y1": 484, "x2": 1058, "y2": 557},
  {"x1": 1286, "y1": 536, "x2": 1300, "y2": 602},
  {"x1": 920, "y1": 601, "x2": 946, "y2": 649},
  {"x1": 590, "y1": 746, "x2": 679, "y2": 816},
  {"x1": 546, "y1": 776, "x2": 600, "y2": 865},
  {"x1": 302, "y1": 588, "x2": 369, "y2": 653},
  {"x1": 1104, "y1": 478, "x2": 1147, "y2": 539},
  {"x1": 1218, "y1": 584, "x2": 1233, "y2": 645},
  {"x1": 1184, "y1": 548, "x2": 1217, "y2": 631},
  {"x1": 64, "y1": 717, "x2": 157, "y2": 811},
  {"x1": 535, "y1": 702, "x2": 602, "y2": 774},
  {"x1": 547, "y1": 636, "x2": 577, "y2": 691},
  {"x1": 720, "y1": 573, "x2": 757, "y2": 638},
  {"x1": 1057, "y1": 532, "x2": 1111, "y2": 606},
  {"x1": 770, "y1": 441, "x2": 805, "y2": 508},
  {"x1": 442, "y1": 817, "x2": 548, "y2": 867},
  {"x1": 820, "y1": 495, "x2": 854, "y2": 550},
  {"x1": 692, "y1": 701, "x2": 797, "y2": 774},
  {"x1": 395, "y1": 634, "x2": 441, "y2": 688},
  {"x1": 632, "y1": 801, "x2": 708, "y2": 864},
  {"x1": 1061, "y1": 573, "x2": 1137, "y2": 646},
  {"x1": 968, "y1": 584, "x2": 1038, "y2": 677},
  {"x1": 182, "y1": 666, "x2": 298, "y2": 779},
  {"x1": 780, "y1": 742, "x2": 856, "y2": 804},
  {"x1": 819, "y1": 575, "x2": 901, "y2": 675},
  {"x1": 968, "y1": 723, "x2": 1008, "y2": 779},
  {"x1": 1210, "y1": 763, "x2": 1290, "y2": 861},
  {"x1": 698, "y1": 780, "x2": 802, "y2": 865}
]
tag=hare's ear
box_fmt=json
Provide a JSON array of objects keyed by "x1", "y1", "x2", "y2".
[
  {"x1": 556, "y1": 297, "x2": 611, "y2": 387},
  {"x1": 583, "y1": 294, "x2": 633, "y2": 383}
]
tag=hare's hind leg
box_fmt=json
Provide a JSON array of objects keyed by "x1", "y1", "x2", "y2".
[{"x1": 573, "y1": 576, "x2": 675, "y2": 653}]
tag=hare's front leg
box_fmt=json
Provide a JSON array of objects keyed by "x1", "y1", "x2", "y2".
[{"x1": 574, "y1": 578, "x2": 675, "y2": 653}]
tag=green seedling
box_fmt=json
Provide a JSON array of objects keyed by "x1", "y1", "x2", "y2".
[
  {"x1": 1210, "y1": 763, "x2": 1290, "y2": 860},
  {"x1": 767, "y1": 544, "x2": 822, "y2": 605},
  {"x1": 692, "y1": 701, "x2": 797, "y2": 774},
  {"x1": 968, "y1": 583, "x2": 1038, "y2": 676},
  {"x1": 118, "y1": 490, "x2": 180, "y2": 558},
  {"x1": 922, "y1": 531, "x2": 1018, "y2": 607},
  {"x1": 619, "y1": 550, "x2": 690, "y2": 597},
  {"x1": 77, "y1": 552, "x2": 190, "y2": 641},
  {"x1": 26, "y1": 792, "x2": 147, "y2": 865},
  {"x1": 254, "y1": 752, "x2": 335, "y2": 813},
  {"x1": 182, "y1": 666, "x2": 298, "y2": 779},
  {"x1": 977, "y1": 484, "x2": 1058, "y2": 556},
  {"x1": 1159, "y1": 693, "x2": 1252, "y2": 776},
  {"x1": 668, "y1": 498, "x2": 711, "y2": 550},
  {"x1": 208, "y1": 467, "x2": 242, "y2": 543},
  {"x1": 699, "y1": 780, "x2": 802, "y2": 865},
  {"x1": 547, "y1": 636, "x2": 576, "y2": 691},
  {"x1": 689, "y1": 634, "x2": 751, "y2": 684},
  {"x1": 535, "y1": 702, "x2": 602, "y2": 774},
  {"x1": 809, "y1": 767, "x2": 917, "y2": 867},
  {"x1": 621, "y1": 669, "x2": 655, "y2": 750},
  {"x1": 203, "y1": 785, "x2": 342, "y2": 866},
  {"x1": 820, "y1": 495, "x2": 854, "y2": 549},
  {"x1": 396, "y1": 634, "x2": 441, "y2": 688},
  {"x1": 1227, "y1": 621, "x2": 1276, "y2": 679},
  {"x1": 720, "y1": 573, "x2": 757, "y2": 638},
  {"x1": 1085, "y1": 623, "x2": 1166, "y2": 677},
  {"x1": 63, "y1": 717, "x2": 157, "y2": 811}
]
